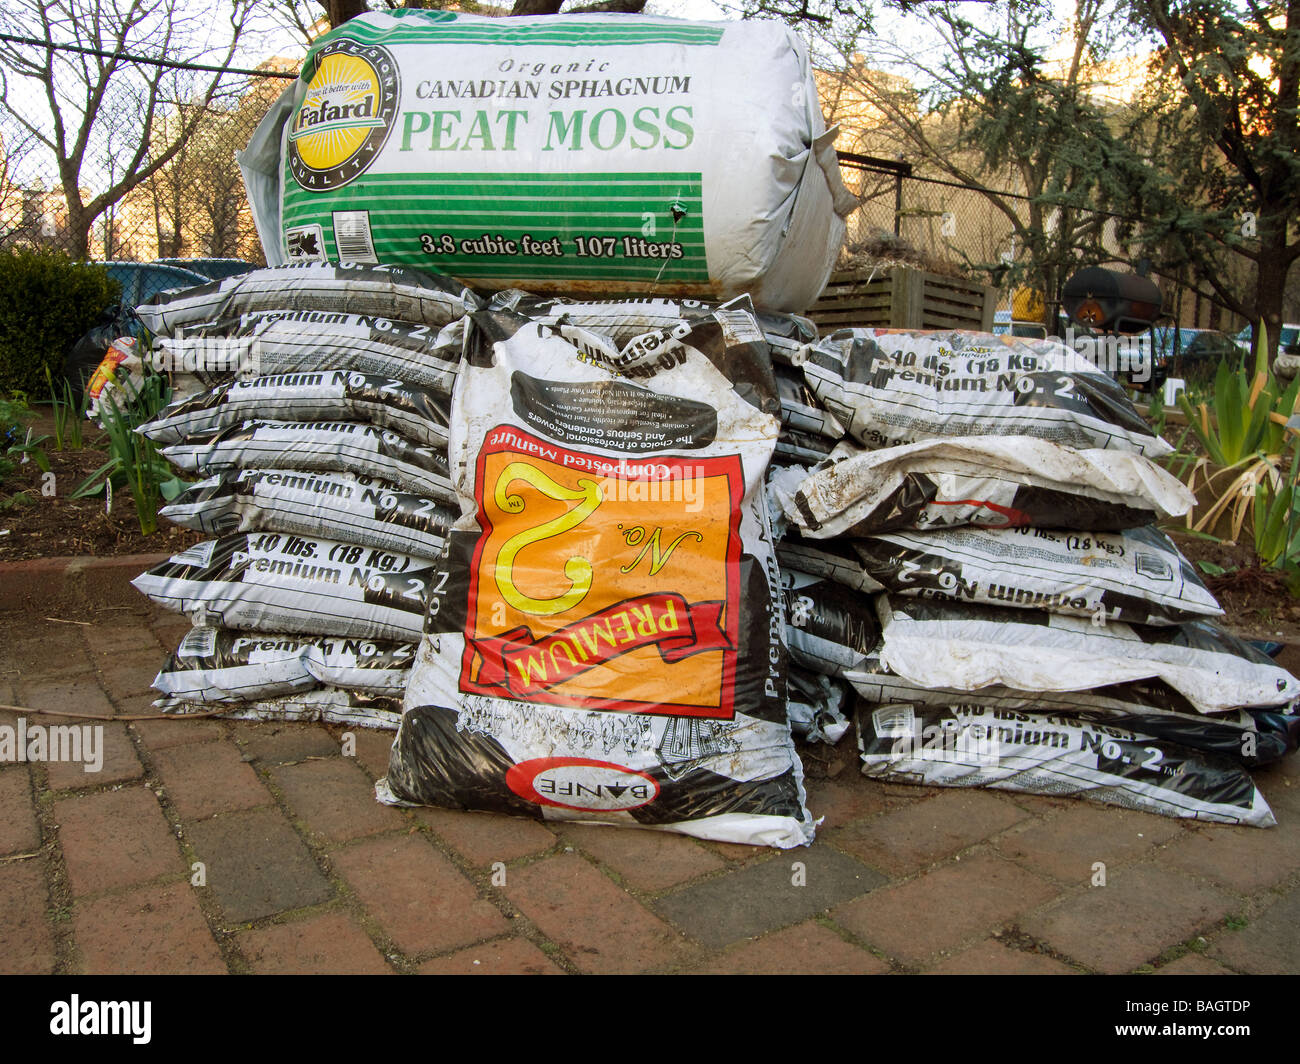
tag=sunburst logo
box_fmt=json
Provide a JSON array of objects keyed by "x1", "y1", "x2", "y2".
[{"x1": 288, "y1": 39, "x2": 399, "y2": 192}]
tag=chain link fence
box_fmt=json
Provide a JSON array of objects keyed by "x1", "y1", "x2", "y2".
[{"x1": 0, "y1": 35, "x2": 298, "y2": 265}]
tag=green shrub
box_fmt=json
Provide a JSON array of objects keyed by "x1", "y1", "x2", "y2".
[{"x1": 0, "y1": 249, "x2": 120, "y2": 396}]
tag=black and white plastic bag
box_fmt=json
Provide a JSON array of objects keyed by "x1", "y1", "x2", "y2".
[
  {"x1": 856, "y1": 702, "x2": 1275, "y2": 827},
  {"x1": 800, "y1": 329, "x2": 1169, "y2": 457},
  {"x1": 161, "y1": 469, "x2": 455, "y2": 561},
  {"x1": 132, "y1": 533, "x2": 433, "y2": 642},
  {"x1": 849, "y1": 524, "x2": 1221, "y2": 626}
]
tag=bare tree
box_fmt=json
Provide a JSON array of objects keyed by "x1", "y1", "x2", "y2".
[{"x1": 0, "y1": 0, "x2": 255, "y2": 259}]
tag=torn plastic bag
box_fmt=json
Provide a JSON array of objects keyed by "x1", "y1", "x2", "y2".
[
  {"x1": 379, "y1": 303, "x2": 814, "y2": 847},
  {"x1": 850, "y1": 524, "x2": 1221, "y2": 626},
  {"x1": 773, "y1": 436, "x2": 1195, "y2": 538},
  {"x1": 134, "y1": 262, "x2": 478, "y2": 336},
  {"x1": 152, "y1": 312, "x2": 464, "y2": 396},
  {"x1": 856, "y1": 702, "x2": 1275, "y2": 827},
  {"x1": 139, "y1": 371, "x2": 451, "y2": 449},
  {"x1": 160, "y1": 420, "x2": 454, "y2": 503},
  {"x1": 132, "y1": 533, "x2": 434, "y2": 642},
  {"x1": 801, "y1": 329, "x2": 1170, "y2": 457},
  {"x1": 874, "y1": 595, "x2": 1300, "y2": 715},
  {"x1": 161, "y1": 469, "x2": 455, "y2": 561},
  {"x1": 788, "y1": 667, "x2": 851, "y2": 744}
]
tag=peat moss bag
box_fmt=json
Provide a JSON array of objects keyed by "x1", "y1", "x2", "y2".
[
  {"x1": 238, "y1": 11, "x2": 854, "y2": 312},
  {"x1": 378, "y1": 304, "x2": 815, "y2": 847}
]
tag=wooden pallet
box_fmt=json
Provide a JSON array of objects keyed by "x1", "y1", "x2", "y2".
[{"x1": 808, "y1": 267, "x2": 996, "y2": 333}]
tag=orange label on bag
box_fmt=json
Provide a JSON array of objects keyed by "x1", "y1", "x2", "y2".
[{"x1": 462, "y1": 426, "x2": 742, "y2": 719}]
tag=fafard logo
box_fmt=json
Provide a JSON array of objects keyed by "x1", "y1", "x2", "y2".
[
  {"x1": 50, "y1": 996, "x2": 150, "y2": 1044},
  {"x1": 289, "y1": 38, "x2": 400, "y2": 192}
]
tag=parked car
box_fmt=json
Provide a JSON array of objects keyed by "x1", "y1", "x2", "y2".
[
  {"x1": 1235, "y1": 322, "x2": 1300, "y2": 359},
  {"x1": 99, "y1": 260, "x2": 209, "y2": 306},
  {"x1": 152, "y1": 257, "x2": 257, "y2": 282}
]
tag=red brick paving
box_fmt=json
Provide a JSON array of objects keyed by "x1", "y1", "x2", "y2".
[
  {"x1": 694, "y1": 919, "x2": 890, "y2": 974},
  {"x1": 55, "y1": 786, "x2": 183, "y2": 897},
  {"x1": 413, "y1": 805, "x2": 557, "y2": 866},
  {"x1": 417, "y1": 936, "x2": 565, "y2": 975},
  {"x1": 270, "y1": 757, "x2": 406, "y2": 843},
  {"x1": 0, "y1": 860, "x2": 56, "y2": 975},
  {"x1": 831, "y1": 853, "x2": 1059, "y2": 968},
  {"x1": 238, "y1": 911, "x2": 392, "y2": 975},
  {"x1": 3, "y1": 594, "x2": 1300, "y2": 975},
  {"x1": 0, "y1": 766, "x2": 40, "y2": 855},
  {"x1": 1019, "y1": 865, "x2": 1237, "y2": 975},
  {"x1": 73, "y1": 881, "x2": 226, "y2": 975},
  {"x1": 922, "y1": 938, "x2": 1078, "y2": 975},
  {"x1": 504, "y1": 852, "x2": 697, "y2": 974},
  {"x1": 331, "y1": 834, "x2": 510, "y2": 956}
]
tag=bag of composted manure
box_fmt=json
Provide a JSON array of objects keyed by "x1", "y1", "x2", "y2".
[
  {"x1": 848, "y1": 658, "x2": 1299, "y2": 767},
  {"x1": 161, "y1": 469, "x2": 455, "y2": 561},
  {"x1": 378, "y1": 304, "x2": 815, "y2": 847},
  {"x1": 162, "y1": 688, "x2": 403, "y2": 729},
  {"x1": 781, "y1": 569, "x2": 880, "y2": 678},
  {"x1": 490, "y1": 291, "x2": 819, "y2": 361},
  {"x1": 238, "y1": 11, "x2": 854, "y2": 312},
  {"x1": 153, "y1": 311, "x2": 465, "y2": 396},
  {"x1": 140, "y1": 371, "x2": 451, "y2": 449},
  {"x1": 161, "y1": 420, "x2": 455, "y2": 503},
  {"x1": 788, "y1": 667, "x2": 850, "y2": 744},
  {"x1": 135, "y1": 262, "x2": 478, "y2": 336},
  {"x1": 873, "y1": 595, "x2": 1300, "y2": 715},
  {"x1": 850, "y1": 524, "x2": 1221, "y2": 626},
  {"x1": 855, "y1": 702, "x2": 1276, "y2": 827},
  {"x1": 799, "y1": 329, "x2": 1169, "y2": 457},
  {"x1": 133, "y1": 532, "x2": 434, "y2": 642},
  {"x1": 772, "y1": 436, "x2": 1194, "y2": 538}
]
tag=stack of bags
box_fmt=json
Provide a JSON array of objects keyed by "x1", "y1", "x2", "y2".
[
  {"x1": 766, "y1": 327, "x2": 1300, "y2": 827},
  {"x1": 128, "y1": 262, "x2": 478, "y2": 728}
]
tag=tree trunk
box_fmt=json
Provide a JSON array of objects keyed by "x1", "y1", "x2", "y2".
[{"x1": 1255, "y1": 211, "x2": 1290, "y2": 369}]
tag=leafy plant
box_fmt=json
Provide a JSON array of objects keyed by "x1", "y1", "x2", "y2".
[
  {"x1": 43, "y1": 364, "x2": 92, "y2": 451},
  {"x1": 0, "y1": 394, "x2": 50, "y2": 508},
  {"x1": 1177, "y1": 324, "x2": 1300, "y2": 545},
  {"x1": 1252, "y1": 426, "x2": 1300, "y2": 570},
  {"x1": 70, "y1": 367, "x2": 188, "y2": 535},
  {"x1": 0, "y1": 249, "x2": 118, "y2": 396}
]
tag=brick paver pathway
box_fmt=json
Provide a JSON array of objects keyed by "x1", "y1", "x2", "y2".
[{"x1": 1, "y1": 559, "x2": 1297, "y2": 974}]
